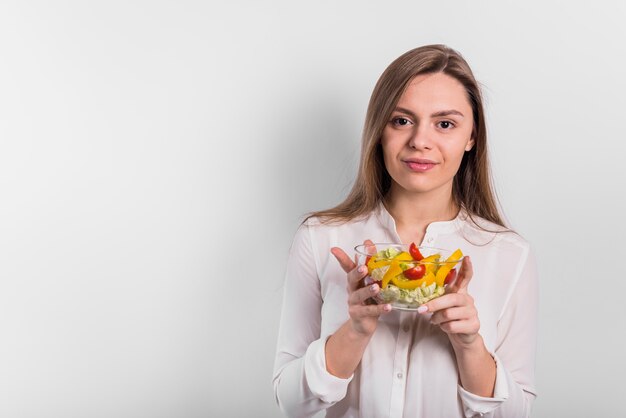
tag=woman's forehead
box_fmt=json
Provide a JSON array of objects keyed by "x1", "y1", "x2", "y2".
[{"x1": 397, "y1": 73, "x2": 471, "y2": 114}]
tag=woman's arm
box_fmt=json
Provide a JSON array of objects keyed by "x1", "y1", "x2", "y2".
[
  {"x1": 423, "y1": 250, "x2": 539, "y2": 418},
  {"x1": 273, "y1": 225, "x2": 342, "y2": 418},
  {"x1": 273, "y1": 232, "x2": 392, "y2": 418},
  {"x1": 424, "y1": 257, "x2": 497, "y2": 397},
  {"x1": 325, "y1": 247, "x2": 391, "y2": 378},
  {"x1": 485, "y1": 248, "x2": 539, "y2": 417}
]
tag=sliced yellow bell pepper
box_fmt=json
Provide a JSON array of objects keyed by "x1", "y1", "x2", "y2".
[
  {"x1": 381, "y1": 261, "x2": 403, "y2": 289},
  {"x1": 395, "y1": 251, "x2": 413, "y2": 261},
  {"x1": 435, "y1": 249, "x2": 463, "y2": 286},
  {"x1": 368, "y1": 251, "x2": 413, "y2": 278},
  {"x1": 391, "y1": 275, "x2": 425, "y2": 289},
  {"x1": 421, "y1": 254, "x2": 440, "y2": 263},
  {"x1": 367, "y1": 256, "x2": 390, "y2": 271},
  {"x1": 434, "y1": 269, "x2": 448, "y2": 287},
  {"x1": 367, "y1": 251, "x2": 411, "y2": 271},
  {"x1": 423, "y1": 272, "x2": 436, "y2": 286},
  {"x1": 421, "y1": 254, "x2": 440, "y2": 276}
]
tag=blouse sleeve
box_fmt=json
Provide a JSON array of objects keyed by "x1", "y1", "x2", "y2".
[
  {"x1": 458, "y1": 246, "x2": 539, "y2": 418},
  {"x1": 272, "y1": 224, "x2": 352, "y2": 418}
]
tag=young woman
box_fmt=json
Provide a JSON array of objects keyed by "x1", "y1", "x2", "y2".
[{"x1": 273, "y1": 45, "x2": 538, "y2": 418}]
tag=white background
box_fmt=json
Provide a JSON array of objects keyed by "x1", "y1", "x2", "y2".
[{"x1": 1, "y1": 1, "x2": 625, "y2": 417}]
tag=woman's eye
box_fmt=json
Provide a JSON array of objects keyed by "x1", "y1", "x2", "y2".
[
  {"x1": 437, "y1": 121, "x2": 454, "y2": 129},
  {"x1": 392, "y1": 117, "x2": 412, "y2": 126}
]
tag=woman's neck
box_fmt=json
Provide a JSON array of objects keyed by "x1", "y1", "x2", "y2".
[{"x1": 384, "y1": 184, "x2": 459, "y2": 245}]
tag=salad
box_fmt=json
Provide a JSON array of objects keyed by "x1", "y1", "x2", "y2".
[{"x1": 363, "y1": 243, "x2": 463, "y2": 309}]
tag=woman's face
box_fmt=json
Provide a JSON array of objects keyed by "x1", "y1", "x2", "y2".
[{"x1": 381, "y1": 72, "x2": 475, "y2": 199}]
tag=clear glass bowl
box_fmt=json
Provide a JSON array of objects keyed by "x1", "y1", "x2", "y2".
[{"x1": 354, "y1": 243, "x2": 464, "y2": 311}]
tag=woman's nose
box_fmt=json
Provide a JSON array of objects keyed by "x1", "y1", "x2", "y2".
[{"x1": 408, "y1": 123, "x2": 432, "y2": 150}]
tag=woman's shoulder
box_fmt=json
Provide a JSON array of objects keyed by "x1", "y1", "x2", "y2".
[
  {"x1": 458, "y1": 212, "x2": 531, "y2": 251},
  {"x1": 297, "y1": 210, "x2": 383, "y2": 253},
  {"x1": 301, "y1": 211, "x2": 375, "y2": 230}
]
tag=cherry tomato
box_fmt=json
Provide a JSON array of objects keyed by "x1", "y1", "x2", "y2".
[
  {"x1": 403, "y1": 264, "x2": 426, "y2": 280},
  {"x1": 444, "y1": 269, "x2": 457, "y2": 285},
  {"x1": 409, "y1": 242, "x2": 424, "y2": 261}
]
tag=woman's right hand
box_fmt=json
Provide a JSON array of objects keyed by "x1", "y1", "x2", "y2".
[{"x1": 331, "y1": 240, "x2": 392, "y2": 338}]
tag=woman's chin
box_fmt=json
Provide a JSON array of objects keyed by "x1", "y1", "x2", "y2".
[{"x1": 391, "y1": 181, "x2": 449, "y2": 196}]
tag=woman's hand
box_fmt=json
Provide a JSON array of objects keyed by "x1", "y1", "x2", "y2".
[
  {"x1": 325, "y1": 240, "x2": 392, "y2": 378},
  {"x1": 419, "y1": 256, "x2": 480, "y2": 349},
  {"x1": 331, "y1": 240, "x2": 392, "y2": 338},
  {"x1": 419, "y1": 256, "x2": 497, "y2": 396}
]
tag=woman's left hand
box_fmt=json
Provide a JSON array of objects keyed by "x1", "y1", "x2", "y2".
[{"x1": 419, "y1": 256, "x2": 480, "y2": 349}]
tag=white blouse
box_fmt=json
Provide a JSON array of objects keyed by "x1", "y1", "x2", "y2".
[{"x1": 273, "y1": 204, "x2": 538, "y2": 418}]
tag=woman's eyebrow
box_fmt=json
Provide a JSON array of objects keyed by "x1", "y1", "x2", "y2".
[
  {"x1": 393, "y1": 107, "x2": 417, "y2": 118},
  {"x1": 431, "y1": 109, "x2": 465, "y2": 118},
  {"x1": 393, "y1": 107, "x2": 465, "y2": 118}
]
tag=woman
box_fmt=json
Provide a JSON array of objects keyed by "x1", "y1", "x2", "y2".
[{"x1": 273, "y1": 45, "x2": 538, "y2": 418}]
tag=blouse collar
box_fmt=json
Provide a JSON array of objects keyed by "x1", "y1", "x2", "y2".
[{"x1": 374, "y1": 200, "x2": 467, "y2": 241}]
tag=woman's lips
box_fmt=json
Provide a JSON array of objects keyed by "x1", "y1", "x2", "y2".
[{"x1": 403, "y1": 159, "x2": 437, "y2": 172}]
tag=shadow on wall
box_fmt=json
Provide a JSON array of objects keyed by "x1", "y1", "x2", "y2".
[
  {"x1": 265, "y1": 86, "x2": 361, "y2": 232},
  {"x1": 255, "y1": 81, "x2": 364, "y2": 295}
]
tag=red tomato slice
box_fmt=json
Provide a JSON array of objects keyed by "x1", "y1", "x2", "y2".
[
  {"x1": 409, "y1": 242, "x2": 424, "y2": 261},
  {"x1": 403, "y1": 264, "x2": 425, "y2": 280},
  {"x1": 444, "y1": 269, "x2": 457, "y2": 285}
]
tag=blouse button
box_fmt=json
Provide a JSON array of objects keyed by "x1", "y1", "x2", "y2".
[
  {"x1": 427, "y1": 237, "x2": 434, "y2": 243},
  {"x1": 396, "y1": 372, "x2": 403, "y2": 379},
  {"x1": 403, "y1": 324, "x2": 410, "y2": 332}
]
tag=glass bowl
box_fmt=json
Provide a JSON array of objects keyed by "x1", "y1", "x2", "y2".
[{"x1": 354, "y1": 243, "x2": 464, "y2": 311}]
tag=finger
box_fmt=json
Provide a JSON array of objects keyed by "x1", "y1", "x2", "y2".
[
  {"x1": 349, "y1": 303, "x2": 393, "y2": 318},
  {"x1": 439, "y1": 318, "x2": 480, "y2": 334},
  {"x1": 349, "y1": 282, "x2": 380, "y2": 305},
  {"x1": 437, "y1": 316, "x2": 480, "y2": 335},
  {"x1": 450, "y1": 256, "x2": 473, "y2": 294},
  {"x1": 430, "y1": 305, "x2": 475, "y2": 325},
  {"x1": 363, "y1": 239, "x2": 377, "y2": 256},
  {"x1": 419, "y1": 292, "x2": 470, "y2": 314},
  {"x1": 347, "y1": 264, "x2": 368, "y2": 292},
  {"x1": 331, "y1": 247, "x2": 356, "y2": 273}
]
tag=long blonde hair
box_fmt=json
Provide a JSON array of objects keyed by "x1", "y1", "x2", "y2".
[{"x1": 308, "y1": 44, "x2": 506, "y2": 229}]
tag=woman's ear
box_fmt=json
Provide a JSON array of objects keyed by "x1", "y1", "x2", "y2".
[{"x1": 465, "y1": 137, "x2": 475, "y2": 152}]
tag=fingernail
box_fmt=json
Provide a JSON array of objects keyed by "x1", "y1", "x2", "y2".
[
  {"x1": 417, "y1": 305, "x2": 428, "y2": 314},
  {"x1": 358, "y1": 266, "x2": 367, "y2": 274},
  {"x1": 383, "y1": 304, "x2": 392, "y2": 312},
  {"x1": 370, "y1": 283, "x2": 379, "y2": 292}
]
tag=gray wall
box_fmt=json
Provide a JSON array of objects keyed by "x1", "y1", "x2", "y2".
[{"x1": 1, "y1": 1, "x2": 624, "y2": 417}]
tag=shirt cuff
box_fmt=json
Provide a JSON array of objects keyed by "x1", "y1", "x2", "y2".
[
  {"x1": 457, "y1": 353, "x2": 510, "y2": 416},
  {"x1": 303, "y1": 336, "x2": 353, "y2": 404}
]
